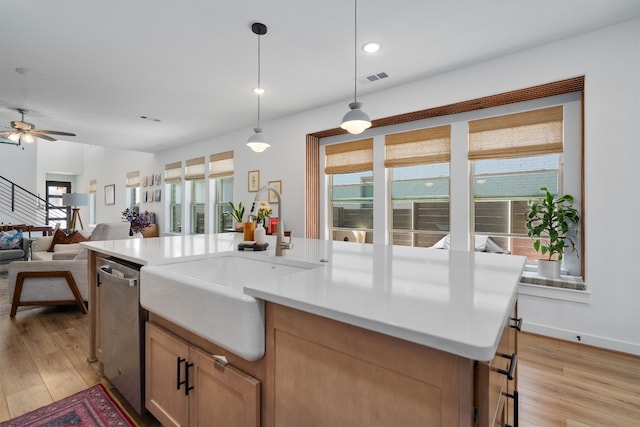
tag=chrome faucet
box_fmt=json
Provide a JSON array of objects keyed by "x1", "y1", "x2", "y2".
[{"x1": 254, "y1": 185, "x2": 292, "y2": 256}]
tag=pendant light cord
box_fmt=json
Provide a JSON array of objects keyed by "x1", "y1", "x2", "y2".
[
  {"x1": 353, "y1": 0, "x2": 358, "y2": 103},
  {"x1": 257, "y1": 32, "x2": 262, "y2": 128}
]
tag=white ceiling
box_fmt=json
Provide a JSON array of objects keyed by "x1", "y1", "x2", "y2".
[{"x1": 1, "y1": 0, "x2": 639, "y2": 153}]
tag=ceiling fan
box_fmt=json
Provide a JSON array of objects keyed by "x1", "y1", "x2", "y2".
[{"x1": 0, "y1": 108, "x2": 76, "y2": 147}]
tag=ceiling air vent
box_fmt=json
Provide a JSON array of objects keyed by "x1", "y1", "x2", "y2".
[{"x1": 358, "y1": 72, "x2": 389, "y2": 85}]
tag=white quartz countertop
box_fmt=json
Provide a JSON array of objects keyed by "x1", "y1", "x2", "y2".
[{"x1": 83, "y1": 233, "x2": 526, "y2": 361}]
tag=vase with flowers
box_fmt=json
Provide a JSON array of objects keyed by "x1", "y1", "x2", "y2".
[
  {"x1": 256, "y1": 201, "x2": 272, "y2": 229},
  {"x1": 122, "y1": 208, "x2": 152, "y2": 238}
]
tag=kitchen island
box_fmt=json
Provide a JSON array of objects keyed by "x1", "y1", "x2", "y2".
[{"x1": 83, "y1": 233, "x2": 525, "y2": 426}]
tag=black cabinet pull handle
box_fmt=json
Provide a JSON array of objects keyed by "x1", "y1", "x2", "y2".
[
  {"x1": 496, "y1": 353, "x2": 518, "y2": 381},
  {"x1": 185, "y1": 361, "x2": 194, "y2": 396},
  {"x1": 509, "y1": 317, "x2": 523, "y2": 331},
  {"x1": 177, "y1": 357, "x2": 186, "y2": 390},
  {"x1": 503, "y1": 389, "x2": 519, "y2": 427}
]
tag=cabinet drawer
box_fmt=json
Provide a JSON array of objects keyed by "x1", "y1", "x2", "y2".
[{"x1": 475, "y1": 310, "x2": 518, "y2": 427}]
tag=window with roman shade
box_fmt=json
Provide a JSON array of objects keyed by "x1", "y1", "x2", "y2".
[
  {"x1": 325, "y1": 139, "x2": 374, "y2": 243},
  {"x1": 324, "y1": 138, "x2": 373, "y2": 175},
  {"x1": 469, "y1": 105, "x2": 569, "y2": 263},
  {"x1": 209, "y1": 151, "x2": 235, "y2": 233},
  {"x1": 125, "y1": 171, "x2": 141, "y2": 212},
  {"x1": 468, "y1": 106, "x2": 563, "y2": 160},
  {"x1": 165, "y1": 161, "x2": 183, "y2": 233},
  {"x1": 185, "y1": 156, "x2": 205, "y2": 181},
  {"x1": 209, "y1": 151, "x2": 234, "y2": 178},
  {"x1": 385, "y1": 125, "x2": 451, "y2": 248},
  {"x1": 164, "y1": 161, "x2": 183, "y2": 183},
  {"x1": 126, "y1": 171, "x2": 140, "y2": 187}
]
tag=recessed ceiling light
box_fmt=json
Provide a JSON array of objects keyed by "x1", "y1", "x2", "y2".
[
  {"x1": 253, "y1": 87, "x2": 265, "y2": 95},
  {"x1": 362, "y1": 42, "x2": 380, "y2": 54}
]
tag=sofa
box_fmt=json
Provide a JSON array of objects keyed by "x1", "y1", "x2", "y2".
[
  {"x1": 7, "y1": 222, "x2": 131, "y2": 316},
  {"x1": 0, "y1": 230, "x2": 30, "y2": 265}
]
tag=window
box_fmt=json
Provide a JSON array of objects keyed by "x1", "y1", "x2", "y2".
[
  {"x1": 89, "y1": 179, "x2": 97, "y2": 225},
  {"x1": 165, "y1": 161, "x2": 183, "y2": 233},
  {"x1": 46, "y1": 180, "x2": 70, "y2": 230},
  {"x1": 468, "y1": 106, "x2": 579, "y2": 270},
  {"x1": 325, "y1": 139, "x2": 373, "y2": 243},
  {"x1": 386, "y1": 126, "x2": 451, "y2": 247},
  {"x1": 126, "y1": 171, "x2": 140, "y2": 214},
  {"x1": 185, "y1": 157, "x2": 205, "y2": 234},
  {"x1": 209, "y1": 151, "x2": 234, "y2": 233}
]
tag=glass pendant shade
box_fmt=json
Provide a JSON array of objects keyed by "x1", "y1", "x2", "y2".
[
  {"x1": 22, "y1": 133, "x2": 36, "y2": 144},
  {"x1": 8, "y1": 132, "x2": 21, "y2": 143},
  {"x1": 246, "y1": 127, "x2": 271, "y2": 153},
  {"x1": 341, "y1": 101, "x2": 372, "y2": 134}
]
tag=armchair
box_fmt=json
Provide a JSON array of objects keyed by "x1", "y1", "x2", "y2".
[{"x1": 7, "y1": 222, "x2": 130, "y2": 317}]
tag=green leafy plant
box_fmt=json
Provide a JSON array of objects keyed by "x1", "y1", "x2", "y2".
[
  {"x1": 525, "y1": 187, "x2": 580, "y2": 261},
  {"x1": 228, "y1": 201, "x2": 245, "y2": 223}
]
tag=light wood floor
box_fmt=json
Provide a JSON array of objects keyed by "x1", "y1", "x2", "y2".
[{"x1": 0, "y1": 306, "x2": 638, "y2": 426}]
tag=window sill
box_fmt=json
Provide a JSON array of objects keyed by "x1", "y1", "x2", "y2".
[{"x1": 518, "y1": 271, "x2": 590, "y2": 304}]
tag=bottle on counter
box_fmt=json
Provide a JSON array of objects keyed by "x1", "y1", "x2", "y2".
[{"x1": 255, "y1": 222, "x2": 266, "y2": 245}]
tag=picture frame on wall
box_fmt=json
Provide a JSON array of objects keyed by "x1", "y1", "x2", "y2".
[
  {"x1": 142, "y1": 175, "x2": 148, "y2": 187},
  {"x1": 154, "y1": 173, "x2": 161, "y2": 186},
  {"x1": 154, "y1": 189, "x2": 161, "y2": 202},
  {"x1": 268, "y1": 180, "x2": 282, "y2": 203},
  {"x1": 248, "y1": 170, "x2": 260, "y2": 192},
  {"x1": 147, "y1": 189, "x2": 154, "y2": 202},
  {"x1": 104, "y1": 184, "x2": 115, "y2": 205}
]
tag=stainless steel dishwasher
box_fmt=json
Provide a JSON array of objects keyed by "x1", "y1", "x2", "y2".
[{"x1": 96, "y1": 256, "x2": 146, "y2": 415}]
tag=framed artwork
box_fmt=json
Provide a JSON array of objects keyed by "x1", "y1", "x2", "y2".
[
  {"x1": 104, "y1": 184, "x2": 115, "y2": 205},
  {"x1": 147, "y1": 189, "x2": 154, "y2": 202},
  {"x1": 143, "y1": 191, "x2": 148, "y2": 202},
  {"x1": 148, "y1": 175, "x2": 155, "y2": 186},
  {"x1": 142, "y1": 175, "x2": 148, "y2": 187},
  {"x1": 248, "y1": 170, "x2": 260, "y2": 192},
  {"x1": 154, "y1": 173, "x2": 161, "y2": 186},
  {"x1": 154, "y1": 189, "x2": 161, "y2": 202},
  {"x1": 268, "y1": 180, "x2": 282, "y2": 203}
]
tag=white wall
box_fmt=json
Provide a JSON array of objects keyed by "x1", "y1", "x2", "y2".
[{"x1": 3, "y1": 18, "x2": 639, "y2": 355}]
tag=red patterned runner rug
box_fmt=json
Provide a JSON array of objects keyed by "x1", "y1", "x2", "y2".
[{"x1": 0, "y1": 384, "x2": 136, "y2": 427}]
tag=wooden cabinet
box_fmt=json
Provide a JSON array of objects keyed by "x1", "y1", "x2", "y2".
[
  {"x1": 264, "y1": 302, "x2": 519, "y2": 427},
  {"x1": 145, "y1": 322, "x2": 260, "y2": 427}
]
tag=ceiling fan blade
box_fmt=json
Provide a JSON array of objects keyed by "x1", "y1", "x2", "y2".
[
  {"x1": 32, "y1": 129, "x2": 76, "y2": 137},
  {"x1": 30, "y1": 132, "x2": 57, "y2": 141}
]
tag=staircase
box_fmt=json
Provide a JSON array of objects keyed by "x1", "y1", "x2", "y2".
[{"x1": 0, "y1": 175, "x2": 52, "y2": 226}]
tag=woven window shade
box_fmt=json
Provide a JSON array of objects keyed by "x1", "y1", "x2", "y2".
[
  {"x1": 384, "y1": 125, "x2": 451, "y2": 168},
  {"x1": 469, "y1": 106, "x2": 563, "y2": 160},
  {"x1": 209, "y1": 151, "x2": 234, "y2": 178},
  {"x1": 185, "y1": 156, "x2": 205, "y2": 180},
  {"x1": 89, "y1": 179, "x2": 97, "y2": 194},
  {"x1": 164, "y1": 161, "x2": 183, "y2": 183},
  {"x1": 325, "y1": 138, "x2": 373, "y2": 174},
  {"x1": 126, "y1": 171, "x2": 140, "y2": 187}
]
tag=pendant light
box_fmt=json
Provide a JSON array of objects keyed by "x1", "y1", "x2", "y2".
[
  {"x1": 340, "y1": 0, "x2": 372, "y2": 135},
  {"x1": 246, "y1": 22, "x2": 271, "y2": 153}
]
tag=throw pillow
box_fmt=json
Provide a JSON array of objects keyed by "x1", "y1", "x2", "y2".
[
  {"x1": 0, "y1": 229, "x2": 23, "y2": 250},
  {"x1": 47, "y1": 229, "x2": 90, "y2": 252}
]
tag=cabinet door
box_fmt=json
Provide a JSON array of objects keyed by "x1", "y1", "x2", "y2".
[
  {"x1": 189, "y1": 346, "x2": 260, "y2": 427},
  {"x1": 145, "y1": 322, "x2": 190, "y2": 427}
]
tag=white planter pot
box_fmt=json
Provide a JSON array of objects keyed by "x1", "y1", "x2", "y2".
[{"x1": 537, "y1": 259, "x2": 560, "y2": 278}]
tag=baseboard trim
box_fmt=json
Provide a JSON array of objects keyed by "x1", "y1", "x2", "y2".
[{"x1": 522, "y1": 322, "x2": 640, "y2": 357}]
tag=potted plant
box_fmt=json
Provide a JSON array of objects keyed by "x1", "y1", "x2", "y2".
[
  {"x1": 525, "y1": 187, "x2": 580, "y2": 278},
  {"x1": 228, "y1": 201, "x2": 245, "y2": 231}
]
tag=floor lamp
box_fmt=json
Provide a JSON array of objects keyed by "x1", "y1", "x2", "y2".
[{"x1": 62, "y1": 193, "x2": 89, "y2": 233}]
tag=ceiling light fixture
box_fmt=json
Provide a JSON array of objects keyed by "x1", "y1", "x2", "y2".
[
  {"x1": 246, "y1": 22, "x2": 270, "y2": 153},
  {"x1": 340, "y1": 0, "x2": 372, "y2": 135},
  {"x1": 362, "y1": 42, "x2": 380, "y2": 54}
]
